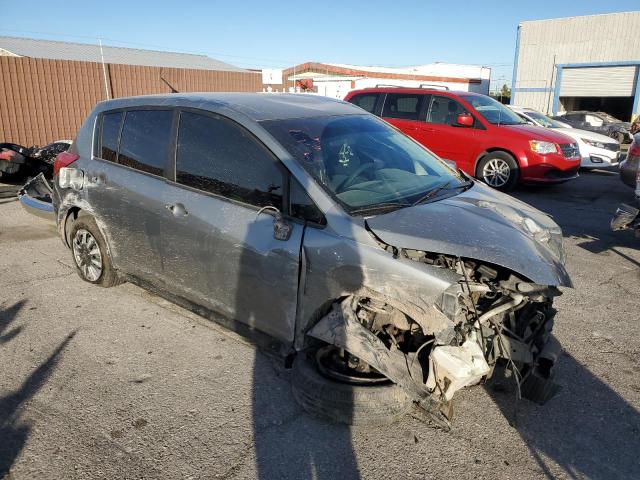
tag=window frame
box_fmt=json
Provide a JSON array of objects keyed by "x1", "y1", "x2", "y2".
[{"x1": 93, "y1": 106, "x2": 178, "y2": 181}]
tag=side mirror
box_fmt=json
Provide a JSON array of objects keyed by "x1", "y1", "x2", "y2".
[
  {"x1": 257, "y1": 206, "x2": 292, "y2": 241},
  {"x1": 456, "y1": 113, "x2": 474, "y2": 127}
]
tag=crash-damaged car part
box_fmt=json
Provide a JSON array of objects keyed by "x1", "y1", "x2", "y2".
[
  {"x1": 303, "y1": 249, "x2": 563, "y2": 426},
  {"x1": 52, "y1": 94, "x2": 572, "y2": 428},
  {"x1": 18, "y1": 172, "x2": 55, "y2": 220}
]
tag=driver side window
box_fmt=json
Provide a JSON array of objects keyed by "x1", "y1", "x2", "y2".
[{"x1": 426, "y1": 96, "x2": 469, "y2": 126}]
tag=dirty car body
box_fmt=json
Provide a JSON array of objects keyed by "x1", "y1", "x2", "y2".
[{"x1": 52, "y1": 93, "x2": 571, "y2": 425}]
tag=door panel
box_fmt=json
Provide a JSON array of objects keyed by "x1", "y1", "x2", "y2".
[
  {"x1": 415, "y1": 95, "x2": 479, "y2": 173},
  {"x1": 86, "y1": 109, "x2": 174, "y2": 282},
  {"x1": 160, "y1": 188, "x2": 303, "y2": 342},
  {"x1": 159, "y1": 109, "x2": 303, "y2": 343}
]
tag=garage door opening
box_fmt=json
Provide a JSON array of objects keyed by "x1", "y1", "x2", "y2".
[{"x1": 559, "y1": 96, "x2": 634, "y2": 121}]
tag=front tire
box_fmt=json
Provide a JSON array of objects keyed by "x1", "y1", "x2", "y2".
[
  {"x1": 70, "y1": 216, "x2": 122, "y2": 287},
  {"x1": 291, "y1": 348, "x2": 412, "y2": 426},
  {"x1": 476, "y1": 152, "x2": 519, "y2": 191}
]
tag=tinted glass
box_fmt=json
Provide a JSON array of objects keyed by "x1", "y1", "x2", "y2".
[
  {"x1": 427, "y1": 96, "x2": 469, "y2": 126},
  {"x1": 382, "y1": 94, "x2": 423, "y2": 120},
  {"x1": 290, "y1": 178, "x2": 325, "y2": 225},
  {"x1": 349, "y1": 94, "x2": 378, "y2": 113},
  {"x1": 118, "y1": 110, "x2": 173, "y2": 176},
  {"x1": 262, "y1": 115, "x2": 465, "y2": 215},
  {"x1": 176, "y1": 112, "x2": 283, "y2": 209},
  {"x1": 460, "y1": 94, "x2": 524, "y2": 126},
  {"x1": 100, "y1": 112, "x2": 123, "y2": 162}
]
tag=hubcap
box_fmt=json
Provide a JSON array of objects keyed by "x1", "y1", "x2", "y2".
[
  {"x1": 316, "y1": 346, "x2": 390, "y2": 385},
  {"x1": 72, "y1": 229, "x2": 103, "y2": 281},
  {"x1": 482, "y1": 158, "x2": 511, "y2": 187}
]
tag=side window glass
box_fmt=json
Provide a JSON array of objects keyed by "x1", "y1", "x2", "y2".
[
  {"x1": 426, "y1": 96, "x2": 468, "y2": 126},
  {"x1": 382, "y1": 94, "x2": 423, "y2": 120},
  {"x1": 349, "y1": 94, "x2": 378, "y2": 113},
  {"x1": 290, "y1": 178, "x2": 325, "y2": 225},
  {"x1": 99, "y1": 112, "x2": 123, "y2": 162},
  {"x1": 118, "y1": 110, "x2": 173, "y2": 176},
  {"x1": 176, "y1": 111, "x2": 283, "y2": 209}
]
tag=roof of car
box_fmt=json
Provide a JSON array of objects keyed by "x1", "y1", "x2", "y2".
[
  {"x1": 347, "y1": 87, "x2": 477, "y2": 97},
  {"x1": 95, "y1": 93, "x2": 363, "y2": 122}
]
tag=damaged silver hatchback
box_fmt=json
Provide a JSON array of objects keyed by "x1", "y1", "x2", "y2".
[{"x1": 50, "y1": 93, "x2": 571, "y2": 427}]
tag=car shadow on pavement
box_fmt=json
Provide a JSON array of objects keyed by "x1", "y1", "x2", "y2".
[
  {"x1": 485, "y1": 348, "x2": 640, "y2": 479},
  {"x1": 0, "y1": 328, "x2": 76, "y2": 477},
  {"x1": 0, "y1": 300, "x2": 26, "y2": 345},
  {"x1": 250, "y1": 353, "x2": 361, "y2": 479}
]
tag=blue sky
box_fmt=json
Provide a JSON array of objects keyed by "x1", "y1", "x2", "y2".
[{"x1": 1, "y1": 0, "x2": 638, "y2": 90}]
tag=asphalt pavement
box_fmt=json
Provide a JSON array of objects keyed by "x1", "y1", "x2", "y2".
[{"x1": 0, "y1": 170, "x2": 639, "y2": 480}]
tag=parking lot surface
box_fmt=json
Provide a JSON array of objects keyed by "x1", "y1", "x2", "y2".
[{"x1": 1, "y1": 171, "x2": 639, "y2": 480}]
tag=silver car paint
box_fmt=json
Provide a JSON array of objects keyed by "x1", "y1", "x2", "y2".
[{"x1": 56, "y1": 93, "x2": 571, "y2": 352}]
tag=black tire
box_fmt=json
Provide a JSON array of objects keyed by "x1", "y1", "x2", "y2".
[
  {"x1": 291, "y1": 350, "x2": 413, "y2": 426},
  {"x1": 69, "y1": 215, "x2": 123, "y2": 287},
  {"x1": 476, "y1": 151, "x2": 519, "y2": 191}
]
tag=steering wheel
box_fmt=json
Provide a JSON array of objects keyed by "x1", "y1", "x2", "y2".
[{"x1": 335, "y1": 162, "x2": 376, "y2": 193}]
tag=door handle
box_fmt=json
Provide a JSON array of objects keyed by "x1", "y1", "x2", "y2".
[{"x1": 165, "y1": 203, "x2": 188, "y2": 217}]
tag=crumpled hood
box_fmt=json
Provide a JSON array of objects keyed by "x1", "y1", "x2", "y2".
[{"x1": 366, "y1": 182, "x2": 572, "y2": 287}]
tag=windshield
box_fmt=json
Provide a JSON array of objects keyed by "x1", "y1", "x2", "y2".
[
  {"x1": 261, "y1": 115, "x2": 466, "y2": 215},
  {"x1": 524, "y1": 110, "x2": 567, "y2": 128},
  {"x1": 461, "y1": 94, "x2": 525, "y2": 126}
]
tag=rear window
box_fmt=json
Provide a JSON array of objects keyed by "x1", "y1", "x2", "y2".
[
  {"x1": 349, "y1": 94, "x2": 378, "y2": 113},
  {"x1": 118, "y1": 110, "x2": 174, "y2": 176},
  {"x1": 99, "y1": 112, "x2": 123, "y2": 162},
  {"x1": 382, "y1": 93, "x2": 424, "y2": 120}
]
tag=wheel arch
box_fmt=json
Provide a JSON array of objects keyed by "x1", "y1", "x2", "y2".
[{"x1": 473, "y1": 147, "x2": 520, "y2": 177}]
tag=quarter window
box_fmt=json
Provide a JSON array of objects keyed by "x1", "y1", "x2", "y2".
[
  {"x1": 426, "y1": 96, "x2": 468, "y2": 126},
  {"x1": 349, "y1": 94, "x2": 378, "y2": 113},
  {"x1": 176, "y1": 111, "x2": 283, "y2": 209},
  {"x1": 118, "y1": 110, "x2": 174, "y2": 176},
  {"x1": 290, "y1": 178, "x2": 325, "y2": 225},
  {"x1": 382, "y1": 93, "x2": 424, "y2": 121},
  {"x1": 99, "y1": 112, "x2": 123, "y2": 162}
]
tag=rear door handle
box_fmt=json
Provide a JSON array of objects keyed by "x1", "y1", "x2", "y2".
[{"x1": 165, "y1": 203, "x2": 188, "y2": 217}]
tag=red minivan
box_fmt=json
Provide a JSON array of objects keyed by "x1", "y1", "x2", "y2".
[{"x1": 344, "y1": 88, "x2": 581, "y2": 191}]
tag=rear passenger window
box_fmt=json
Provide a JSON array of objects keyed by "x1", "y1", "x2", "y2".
[
  {"x1": 118, "y1": 110, "x2": 173, "y2": 176},
  {"x1": 382, "y1": 94, "x2": 424, "y2": 120},
  {"x1": 349, "y1": 94, "x2": 378, "y2": 113},
  {"x1": 99, "y1": 112, "x2": 123, "y2": 162},
  {"x1": 176, "y1": 111, "x2": 283, "y2": 209}
]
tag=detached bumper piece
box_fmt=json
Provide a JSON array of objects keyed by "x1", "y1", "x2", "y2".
[
  {"x1": 18, "y1": 173, "x2": 55, "y2": 221},
  {"x1": 611, "y1": 203, "x2": 640, "y2": 237}
]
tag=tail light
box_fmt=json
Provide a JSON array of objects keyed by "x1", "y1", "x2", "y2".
[
  {"x1": 53, "y1": 151, "x2": 79, "y2": 176},
  {"x1": 629, "y1": 139, "x2": 640, "y2": 157}
]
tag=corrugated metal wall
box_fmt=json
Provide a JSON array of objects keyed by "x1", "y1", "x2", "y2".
[
  {"x1": 511, "y1": 11, "x2": 640, "y2": 114},
  {"x1": 0, "y1": 57, "x2": 266, "y2": 145}
]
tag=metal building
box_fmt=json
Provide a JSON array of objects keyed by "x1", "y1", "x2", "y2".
[{"x1": 511, "y1": 11, "x2": 640, "y2": 121}]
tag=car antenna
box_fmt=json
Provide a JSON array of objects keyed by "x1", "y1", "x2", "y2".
[{"x1": 160, "y1": 75, "x2": 179, "y2": 93}]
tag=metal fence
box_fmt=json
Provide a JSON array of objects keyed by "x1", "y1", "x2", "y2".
[{"x1": 0, "y1": 57, "x2": 270, "y2": 145}]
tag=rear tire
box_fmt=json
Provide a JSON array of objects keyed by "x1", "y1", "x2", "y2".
[
  {"x1": 70, "y1": 216, "x2": 122, "y2": 287},
  {"x1": 476, "y1": 152, "x2": 519, "y2": 191},
  {"x1": 291, "y1": 349, "x2": 412, "y2": 426}
]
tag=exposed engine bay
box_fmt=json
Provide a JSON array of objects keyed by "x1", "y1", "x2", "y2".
[{"x1": 308, "y1": 248, "x2": 563, "y2": 427}]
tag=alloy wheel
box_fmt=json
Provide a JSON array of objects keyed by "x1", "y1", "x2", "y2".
[
  {"x1": 482, "y1": 158, "x2": 511, "y2": 188},
  {"x1": 72, "y1": 229, "x2": 103, "y2": 282}
]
